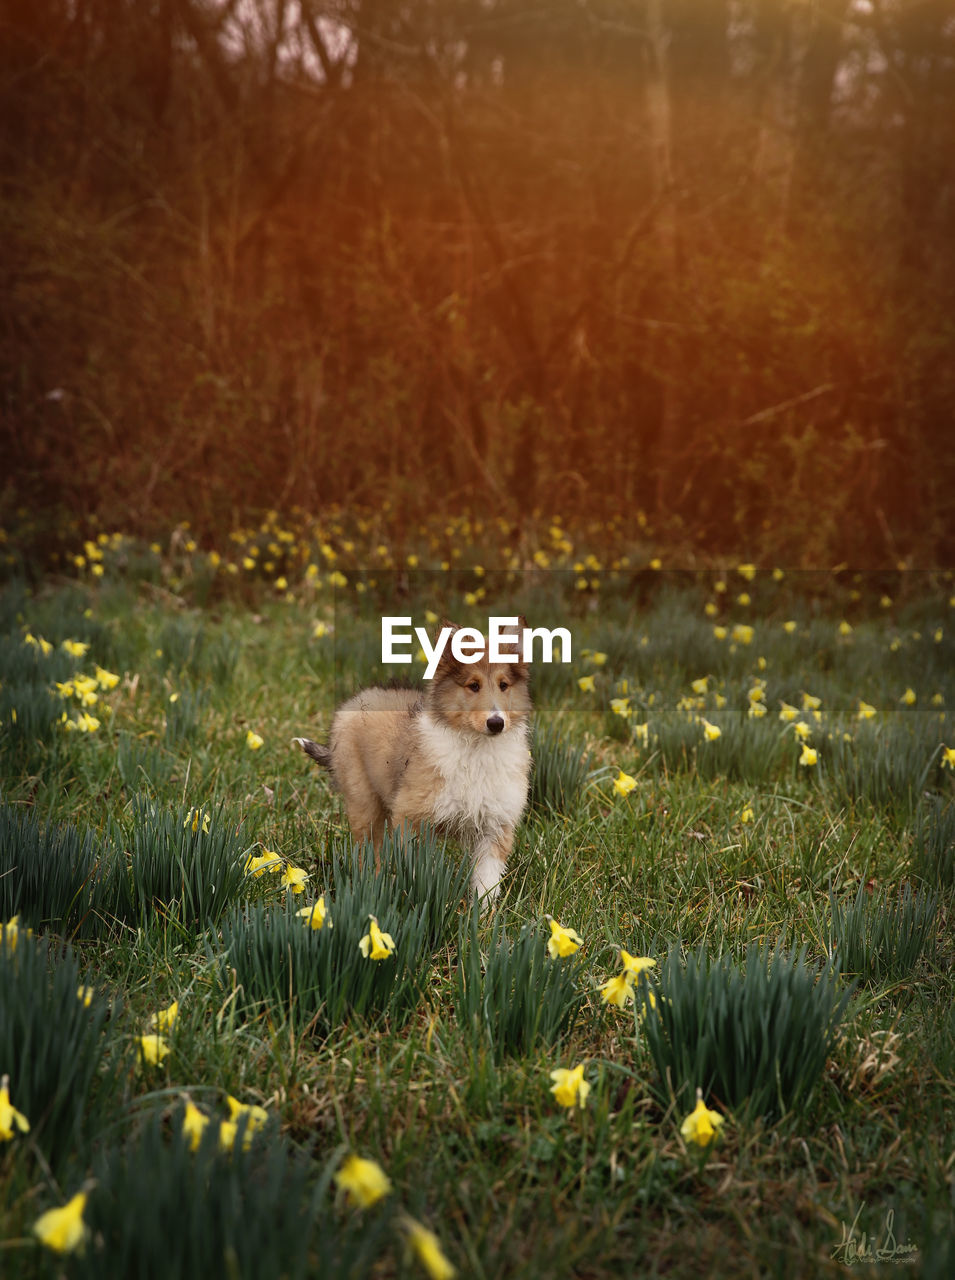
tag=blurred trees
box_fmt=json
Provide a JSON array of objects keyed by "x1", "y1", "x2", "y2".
[{"x1": 1, "y1": 0, "x2": 953, "y2": 563}]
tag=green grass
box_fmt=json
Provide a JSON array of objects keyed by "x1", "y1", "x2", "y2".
[{"x1": 0, "y1": 542, "x2": 953, "y2": 1277}]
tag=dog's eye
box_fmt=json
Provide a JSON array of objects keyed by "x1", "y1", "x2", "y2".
[
  {"x1": 498, "y1": 680, "x2": 509, "y2": 691},
  {"x1": 467, "y1": 680, "x2": 481, "y2": 692}
]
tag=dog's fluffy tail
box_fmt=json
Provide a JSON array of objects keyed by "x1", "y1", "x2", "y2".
[{"x1": 292, "y1": 737, "x2": 332, "y2": 768}]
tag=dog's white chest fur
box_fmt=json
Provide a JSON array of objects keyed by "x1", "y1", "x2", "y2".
[{"x1": 417, "y1": 713, "x2": 529, "y2": 837}]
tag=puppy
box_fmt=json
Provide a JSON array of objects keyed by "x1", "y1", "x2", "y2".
[{"x1": 296, "y1": 620, "x2": 531, "y2": 904}]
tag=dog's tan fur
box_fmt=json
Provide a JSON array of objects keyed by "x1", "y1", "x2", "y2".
[{"x1": 296, "y1": 621, "x2": 531, "y2": 903}]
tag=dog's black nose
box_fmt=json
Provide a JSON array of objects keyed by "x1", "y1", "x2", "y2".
[{"x1": 486, "y1": 714, "x2": 505, "y2": 735}]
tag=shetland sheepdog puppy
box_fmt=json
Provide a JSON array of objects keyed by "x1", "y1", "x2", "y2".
[{"x1": 295, "y1": 620, "x2": 531, "y2": 904}]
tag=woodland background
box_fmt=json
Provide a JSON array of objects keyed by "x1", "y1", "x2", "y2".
[{"x1": 2, "y1": 1, "x2": 954, "y2": 566}]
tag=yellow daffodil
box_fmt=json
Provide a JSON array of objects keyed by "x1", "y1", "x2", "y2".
[
  {"x1": 246, "y1": 729, "x2": 264, "y2": 749},
  {"x1": 737, "y1": 592, "x2": 751, "y2": 607},
  {"x1": 359, "y1": 916, "x2": 396, "y2": 960},
  {"x1": 94, "y1": 665, "x2": 120, "y2": 690},
  {"x1": 748, "y1": 702, "x2": 767, "y2": 719},
  {"x1": 680, "y1": 1090, "x2": 724, "y2": 1148},
  {"x1": 620, "y1": 951, "x2": 656, "y2": 979},
  {"x1": 793, "y1": 721, "x2": 812, "y2": 741},
  {"x1": 588, "y1": 651, "x2": 608, "y2": 666},
  {"x1": 799, "y1": 744, "x2": 818, "y2": 767},
  {"x1": 778, "y1": 702, "x2": 798, "y2": 721},
  {"x1": 599, "y1": 973, "x2": 635, "y2": 1007},
  {"x1": 549, "y1": 1063, "x2": 590, "y2": 1110},
  {"x1": 704, "y1": 601, "x2": 718, "y2": 618},
  {"x1": 691, "y1": 677, "x2": 708, "y2": 695},
  {"x1": 801, "y1": 692, "x2": 821, "y2": 711},
  {"x1": 184, "y1": 808, "x2": 210, "y2": 834},
  {"x1": 138, "y1": 1034, "x2": 170, "y2": 1066},
  {"x1": 941, "y1": 746, "x2": 955, "y2": 769},
  {"x1": 747, "y1": 685, "x2": 765, "y2": 703},
  {"x1": 281, "y1": 865, "x2": 308, "y2": 894},
  {"x1": 737, "y1": 563, "x2": 756, "y2": 581},
  {"x1": 402, "y1": 1216, "x2": 457, "y2": 1280},
  {"x1": 33, "y1": 1191, "x2": 88, "y2": 1254},
  {"x1": 61, "y1": 639, "x2": 90, "y2": 658},
  {"x1": 335, "y1": 1153, "x2": 392, "y2": 1208},
  {"x1": 546, "y1": 919, "x2": 583, "y2": 959},
  {"x1": 181, "y1": 1100, "x2": 210, "y2": 1151},
  {"x1": 700, "y1": 718, "x2": 721, "y2": 742},
  {"x1": 147, "y1": 999, "x2": 179, "y2": 1034},
  {"x1": 1, "y1": 915, "x2": 30, "y2": 951},
  {"x1": 838, "y1": 621, "x2": 853, "y2": 637},
  {"x1": 634, "y1": 722, "x2": 650, "y2": 746},
  {"x1": 857, "y1": 701, "x2": 877, "y2": 720},
  {"x1": 226, "y1": 1095, "x2": 269, "y2": 1134},
  {"x1": 731, "y1": 624, "x2": 754, "y2": 645},
  {"x1": 740, "y1": 806, "x2": 755, "y2": 824},
  {"x1": 0, "y1": 1075, "x2": 30, "y2": 1141},
  {"x1": 577, "y1": 675, "x2": 596, "y2": 693},
  {"x1": 244, "y1": 851, "x2": 282, "y2": 877},
  {"x1": 712, "y1": 625, "x2": 728, "y2": 641},
  {"x1": 610, "y1": 697, "x2": 631, "y2": 717},
  {"x1": 900, "y1": 688, "x2": 916, "y2": 706},
  {"x1": 613, "y1": 769, "x2": 637, "y2": 798},
  {"x1": 297, "y1": 897, "x2": 330, "y2": 929},
  {"x1": 77, "y1": 985, "x2": 94, "y2": 1006}
]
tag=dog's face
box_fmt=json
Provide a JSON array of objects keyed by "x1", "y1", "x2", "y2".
[{"x1": 429, "y1": 619, "x2": 531, "y2": 736}]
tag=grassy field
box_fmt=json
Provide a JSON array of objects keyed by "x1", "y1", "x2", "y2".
[{"x1": 1, "y1": 517, "x2": 953, "y2": 1278}]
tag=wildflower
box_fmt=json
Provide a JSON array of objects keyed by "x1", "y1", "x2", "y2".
[
  {"x1": 900, "y1": 688, "x2": 916, "y2": 706},
  {"x1": 297, "y1": 897, "x2": 330, "y2": 929},
  {"x1": 1, "y1": 915, "x2": 30, "y2": 951},
  {"x1": 778, "y1": 702, "x2": 798, "y2": 722},
  {"x1": 336, "y1": 1153, "x2": 392, "y2": 1208},
  {"x1": 704, "y1": 601, "x2": 718, "y2": 618},
  {"x1": 62, "y1": 639, "x2": 90, "y2": 658},
  {"x1": 33, "y1": 1191, "x2": 88, "y2": 1254},
  {"x1": 712, "y1": 625, "x2": 728, "y2": 641},
  {"x1": 680, "y1": 1090, "x2": 724, "y2": 1148},
  {"x1": 138, "y1": 1034, "x2": 170, "y2": 1066},
  {"x1": 402, "y1": 1216, "x2": 457, "y2": 1280},
  {"x1": 649, "y1": 557, "x2": 662, "y2": 571},
  {"x1": 226, "y1": 1095, "x2": 269, "y2": 1134},
  {"x1": 731, "y1": 624, "x2": 754, "y2": 645},
  {"x1": 619, "y1": 951, "x2": 657, "y2": 979},
  {"x1": 740, "y1": 806, "x2": 755, "y2": 824},
  {"x1": 312, "y1": 621, "x2": 331, "y2": 638},
  {"x1": 799, "y1": 744, "x2": 818, "y2": 767},
  {"x1": 748, "y1": 702, "x2": 767, "y2": 719},
  {"x1": 549, "y1": 1063, "x2": 590, "y2": 1110},
  {"x1": 857, "y1": 701, "x2": 877, "y2": 721},
  {"x1": 245, "y1": 851, "x2": 282, "y2": 877},
  {"x1": 941, "y1": 746, "x2": 955, "y2": 769},
  {"x1": 737, "y1": 563, "x2": 756, "y2": 581},
  {"x1": 77, "y1": 985, "x2": 94, "y2": 1006},
  {"x1": 932, "y1": 693, "x2": 945, "y2": 707},
  {"x1": 793, "y1": 720, "x2": 812, "y2": 741},
  {"x1": 700, "y1": 718, "x2": 721, "y2": 742},
  {"x1": 181, "y1": 1100, "x2": 210, "y2": 1151},
  {"x1": 546, "y1": 918, "x2": 583, "y2": 959},
  {"x1": 94, "y1": 665, "x2": 120, "y2": 690},
  {"x1": 610, "y1": 696, "x2": 631, "y2": 717},
  {"x1": 577, "y1": 675, "x2": 596, "y2": 693},
  {"x1": 246, "y1": 729, "x2": 264, "y2": 750},
  {"x1": 747, "y1": 685, "x2": 765, "y2": 703},
  {"x1": 281, "y1": 865, "x2": 309, "y2": 894},
  {"x1": 147, "y1": 1000, "x2": 179, "y2": 1033},
  {"x1": 589, "y1": 651, "x2": 608, "y2": 666},
  {"x1": 613, "y1": 769, "x2": 637, "y2": 797},
  {"x1": 0, "y1": 1075, "x2": 30, "y2": 1141},
  {"x1": 634, "y1": 722, "x2": 649, "y2": 746},
  {"x1": 184, "y1": 808, "x2": 210, "y2": 835},
  {"x1": 737, "y1": 592, "x2": 751, "y2": 607},
  {"x1": 359, "y1": 916, "x2": 396, "y2": 960},
  {"x1": 802, "y1": 692, "x2": 822, "y2": 711},
  {"x1": 599, "y1": 973, "x2": 635, "y2": 1007},
  {"x1": 691, "y1": 677, "x2": 708, "y2": 695}
]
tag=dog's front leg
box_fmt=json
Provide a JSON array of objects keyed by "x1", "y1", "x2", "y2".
[{"x1": 471, "y1": 827, "x2": 513, "y2": 907}]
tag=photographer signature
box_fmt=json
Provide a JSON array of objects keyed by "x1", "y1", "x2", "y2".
[{"x1": 831, "y1": 1202, "x2": 919, "y2": 1265}]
